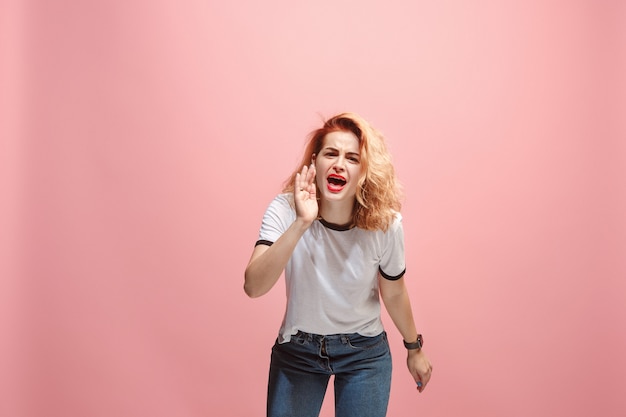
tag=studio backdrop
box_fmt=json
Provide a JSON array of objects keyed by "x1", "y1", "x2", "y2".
[{"x1": 1, "y1": 1, "x2": 625, "y2": 416}]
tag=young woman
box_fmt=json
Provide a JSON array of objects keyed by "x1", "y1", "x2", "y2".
[{"x1": 244, "y1": 113, "x2": 432, "y2": 417}]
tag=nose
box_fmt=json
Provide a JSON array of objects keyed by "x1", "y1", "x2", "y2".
[{"x1": 333, "y1": 156, "x2": 346, "y2": 171}]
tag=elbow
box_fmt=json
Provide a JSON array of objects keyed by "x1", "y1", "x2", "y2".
[
  {"x1": 243, "y1": 282, "x2": 259, "y2": 298},
  {"x1": 244, "y1": 284, "x2": 266, "y2": 299},
  {"x1": 243, "y1": 276, "x2": 256, "y2": 298},
  {"x1": 379, "y1": 292, "x2": 395, "y2": 308},
  {"x1": 243, "y1": 271, "x2": 265, "y2": 298},
  {"x1": 379, "y1": 285, "x2": 406, "y2": 307}
]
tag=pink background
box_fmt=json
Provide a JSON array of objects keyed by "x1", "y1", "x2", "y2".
[{"x1": 2, "y1": 1, "x2": 625, "y2": 416}]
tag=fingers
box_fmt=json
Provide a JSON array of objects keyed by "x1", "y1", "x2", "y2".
[
  {"x1": 415, "y1": 365, "x2": 433, "y2": 393},
  {"x1": 296, "y1": 164, "x2": 316, "y2": 195},
  {"x1": 408, "y1": 355, "x2": 432, "y2": 393},
  {"x1": 415, "y1": 376, "x2": 427, "y2": 392},
  {"x1": 294, "y1": 163, "x2": 318, "y2": 223},
  {"x1": 305, "y1": 163, "x2": 316, "y2": 190},
  {"x1": 295, "y1": 165, "x2": 307, "y2": 192},
  {"x1": 414, "y1": 372, "x2": 425, "y2": 392}
]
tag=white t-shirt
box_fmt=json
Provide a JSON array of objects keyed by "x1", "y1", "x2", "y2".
[{"x1": 257, "y1": 194, "x2": 406, "y2": 343}]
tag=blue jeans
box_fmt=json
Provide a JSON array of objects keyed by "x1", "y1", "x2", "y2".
[{"x1": 267, "y1": 330, "x2": 392, "y2": 417}]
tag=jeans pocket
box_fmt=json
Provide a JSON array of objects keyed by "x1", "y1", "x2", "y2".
[{"x1": 345, "y1": 332, "x2": 387, "y2": 350}]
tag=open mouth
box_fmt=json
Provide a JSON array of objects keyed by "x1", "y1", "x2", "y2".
[{"x1": 327, "y1": 174, "x2": 347, "y2": 192}]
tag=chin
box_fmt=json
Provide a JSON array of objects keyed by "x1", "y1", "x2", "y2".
[{"x1": 321, "y1": 190, "x2": 355, "y2": 203}]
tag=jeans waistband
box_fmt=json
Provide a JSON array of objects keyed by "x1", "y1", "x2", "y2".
[{"x1": 293, "y1": 330, "x2": 384, "y2": 343}]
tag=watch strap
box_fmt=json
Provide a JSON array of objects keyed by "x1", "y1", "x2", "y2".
[{"x1": 403, "y1": 334, "x2": 423, "y2": 350}]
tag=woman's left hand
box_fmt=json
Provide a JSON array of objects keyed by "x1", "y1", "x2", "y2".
[{"x1": 407, "y1": 349, "x2": 432, "y2": 393}]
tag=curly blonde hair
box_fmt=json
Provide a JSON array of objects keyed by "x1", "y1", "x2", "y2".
[{"x1": 283, "y1": 112, "x2": 402, "y2": 231}]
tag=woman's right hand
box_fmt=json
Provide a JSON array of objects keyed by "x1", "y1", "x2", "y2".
[{"x1": 294, "y1": 163, "x2": 318, "y2": 225}]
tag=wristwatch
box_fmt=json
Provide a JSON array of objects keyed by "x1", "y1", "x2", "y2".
[{"x1": 403, "y1": 334, "x2": 423, "y2": 350}]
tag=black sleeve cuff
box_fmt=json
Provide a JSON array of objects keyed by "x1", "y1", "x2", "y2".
[
  {"x1": 255, "y1": 240, "x2": 274, "y2": 247},
  {"x1": 379, "y1": 267, "x2": 406, "y2": 281}
]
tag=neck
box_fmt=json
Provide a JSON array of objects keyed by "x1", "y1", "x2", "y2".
[{"x1": 319, "y1": 199, "x2": 355, "y2": 226}]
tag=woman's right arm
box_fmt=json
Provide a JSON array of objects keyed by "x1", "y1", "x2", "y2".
[
  {"x1": 244, "y1": 163, "x2": 317, "y2": 298},
  {"x1": 244, "y1": 218, "x2": 311, "y2": 298}
]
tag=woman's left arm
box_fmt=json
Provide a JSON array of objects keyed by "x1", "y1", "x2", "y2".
[{"x1": 379, "y1": 276, "x2": 433, "y2": 392}]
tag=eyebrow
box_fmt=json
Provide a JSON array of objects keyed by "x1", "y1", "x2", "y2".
[{"x1": 322, "y1": 146, "x2": 360, "y2": 156}]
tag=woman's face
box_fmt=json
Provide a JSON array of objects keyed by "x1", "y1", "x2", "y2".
[{"x1": 314, "y1": 130, "x2": 362, "y2": 205}]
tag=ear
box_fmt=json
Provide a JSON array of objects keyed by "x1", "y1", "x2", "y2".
[{"x1": 311, "y1": 153, "x2": 316, "y2": 165}]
